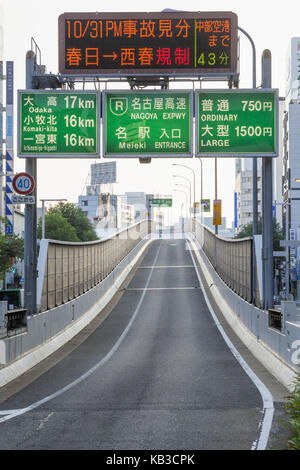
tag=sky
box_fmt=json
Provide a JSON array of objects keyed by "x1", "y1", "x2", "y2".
[{"x1": 1, "y1": 0, "x2": 299, "y2": 226}]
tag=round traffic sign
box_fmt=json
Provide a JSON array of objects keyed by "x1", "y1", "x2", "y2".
[{"x1": 12, "y1": 172, "x2": 35, "y2": 195}]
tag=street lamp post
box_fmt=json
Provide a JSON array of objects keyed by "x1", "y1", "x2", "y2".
[
  {"x1": 173, "y1": 188, "x2": 188, "y2": 219},
  {"x1": 197, "y1": 157, "x2": 203, "y2": 225},
  {"x1": 173, "y1": 175, "x2": 192, "y2": 216},
  {"x1": 40, "y1": 198, "x2": 67, "y2": 239},
  {"x1": 172, "y1": 164, "x2": 196, "y2": 218},
  {"x1": 174, "y1": 183, "x2": 191, "y2": 216}
]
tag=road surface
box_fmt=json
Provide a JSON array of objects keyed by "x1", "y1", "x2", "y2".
[{"x1": 0, "y1": 238, "x2": 289, "y2": 450}]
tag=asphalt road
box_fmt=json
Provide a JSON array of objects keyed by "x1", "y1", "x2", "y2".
[{"x1": 0, "y1": 238, "x2": 288, "y2": 450}]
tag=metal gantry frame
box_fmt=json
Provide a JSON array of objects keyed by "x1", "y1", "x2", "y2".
[{"x1": 23, "y1": 21, "x2": 276, "y2": 313}]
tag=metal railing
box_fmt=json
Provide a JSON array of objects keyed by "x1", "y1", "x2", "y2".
[
  {"x1": 193, "y1": 219, "x2": 255, "y2": 304},
  {"x1": 37, "y1": 220, "x2": 154, "y2": 312}
]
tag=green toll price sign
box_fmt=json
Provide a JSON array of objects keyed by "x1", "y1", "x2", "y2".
[
  {"x1": 151, "y1": 198, "x2": 173, "y2": 207},
  {"x1": 196, "y1": 90, "x2": 278, "y2": 157},
  {"x1": 18, "y1": 91, "x2": 99, "y2": 157},
  {"x1": 103, "y1": 91, "x2": 193, "y2": 157}
]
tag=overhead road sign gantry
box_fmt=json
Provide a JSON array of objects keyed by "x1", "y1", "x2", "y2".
[
  {"x1": 18, "y1": 90, "x2": 100, "y2": 158},
  {"x1": 59, "y1": 11, "x2": 238, "y2": 78},
  {"x1": 103, "y1": 90, "x2": 193, "y2": 158},
  {"x1": 196, "y1": 89, "x2": 278, "y2": 157}
]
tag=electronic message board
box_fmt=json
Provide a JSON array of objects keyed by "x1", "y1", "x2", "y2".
[
  {"x1": 59, "y1": 12, "x2": 238, "y2": 76},
  {"x1": 196, "y1": 90, "x2": 278, "y2": 157},
  {"x1": 103, "y1": 90, "x2": 193, "y2": 158},
  {"x1": 18, "y1": 91, "x2": 99, "y2": 158}
]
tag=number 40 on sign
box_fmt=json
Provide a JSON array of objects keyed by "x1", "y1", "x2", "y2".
[{"x1": 12, "y1": 172, "x2": 35, "y2": 195}]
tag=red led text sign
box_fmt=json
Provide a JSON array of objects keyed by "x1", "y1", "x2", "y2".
[{"x1": 58, "y1": 12, "x2": 238, "y2": 76}]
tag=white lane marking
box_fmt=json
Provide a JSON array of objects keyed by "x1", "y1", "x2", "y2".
[
  {"x1": 126, "y1": 287, "x2": 198, "y2": 291},
  {"x1": 0, "y1": 243, "x2": 163, "y2": 425},
  {"x1": 138, "y1": 266, "x2": 195, "y2": 269},
  {"x1": 187, "y1": 238, "x2": 274, "y2": 451}
]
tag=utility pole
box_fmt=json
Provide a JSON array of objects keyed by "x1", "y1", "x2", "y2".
[
  {"x1": 261, "y1": 49, "x2": 273, "y2": 310},
  {"x1": 24, "y1": 51, "x2": 38, "y2": 315}
]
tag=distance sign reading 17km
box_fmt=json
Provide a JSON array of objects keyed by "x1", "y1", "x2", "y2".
[
  {"x1": 18, "y1": 91, "x2": 99, "y2": 158},
  {"x1": 196, "y1": 90, "x2": 278, "y2": 157}
]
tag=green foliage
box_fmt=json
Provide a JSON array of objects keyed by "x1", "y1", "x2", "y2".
[
  {"x1": 0, "y1": 217, "x2": 24, "y2": 279},
  {"x1": 283, "y1": 370, "x2": 300, "y2": 450},
  {"x1": 234, "y1": 217, "x2": 284, "y2": 251},
  {"x1": 37, "y1": 212, "x2": 80, "y2": 242},
  {"x1": 47, "y1": 202, "x2": 98, "y2": 241}
]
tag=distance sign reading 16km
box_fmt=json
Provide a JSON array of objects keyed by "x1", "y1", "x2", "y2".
[{"x1": 18, "y1": 91, "x2": 99, "y2": 158}]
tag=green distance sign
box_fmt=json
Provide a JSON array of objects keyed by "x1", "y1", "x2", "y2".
[
  {"x1": 196, "y1": 90, "x2": 278, "y2": 157},
  {"x1": 151, "y1": 198, "x2": 172, "y2": 207},
  {"x1": 18, "y1": 91, "x2": 99, "y2": 157},
  {"x1": 103, "y1": 91, "x2": 193, "y2": 157}
]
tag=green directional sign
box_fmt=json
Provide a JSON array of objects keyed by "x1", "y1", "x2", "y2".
[
  {"x1": 151, "y1": 198, "x2": 173, "y2": 207},
  {"x1": 196, "y1": 90, "x2": 278, "y2": 157},
  {"x1": 103, "y1": 91, "x2": 193, "y2": 157},
  {"x1": 18, "y1": 91, "x2": 99, "y2": 157}
]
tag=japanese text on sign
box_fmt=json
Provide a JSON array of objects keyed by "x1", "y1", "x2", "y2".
[
  {"x1": 213, "y1": 200, "x2": 222, "y2": 225},
  {"x1": 196, "y1": 90, "x2": 278, "y2": 157},
  {"x1": 151, "y1": 198, "x2": 173, "y2": 207},
  {"x1": 18, "y1": 91, "x2": 99, "y2": 157},
  {"x1": 103, "y1": 91, "x2": 193, "y2": 157},
  {"x1": 59, "y1": 12, "x2": 238, "y2": 75}
]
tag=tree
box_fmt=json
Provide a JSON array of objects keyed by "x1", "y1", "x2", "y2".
[
  {"x1": 234, "y1": 218, "x2": 284, "y2": 251},
  {"x1": 47, "y1": 202, "x2": 98, "y2": 241},
  {"x1": 37, "y1": 213, "x2": 80, "y2": 242},
  {"x1": 0, "y1": 218, "x2": 24, "y2": 280}
]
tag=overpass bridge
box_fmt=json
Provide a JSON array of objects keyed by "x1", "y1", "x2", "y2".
[{"x1": 0, "y1": 219, "x2": 298, "y2": 450}]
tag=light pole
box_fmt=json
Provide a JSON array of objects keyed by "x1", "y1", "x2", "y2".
[
  {"x1": 238, "y1": 26, "x2": 257, "y2": 305},
  {"x1": 40, "y1": 198, "x2": 67, "y2": 239},
  {"x1": 173, "y1": 175, "x2": 192, "y2": 216},
  {"x1": 214, "y1": 158, "x2": 218, "y2": 268},
  {"x1": 173, "y1": 188, "x2": 188, "y2": 219},
  {"x1": 174, "y1": 183, "x2": 191, "y2": 216},
  {"x1": 196, "y1": 158, "x2": 203, "y2": 224},
  {"x1": 172, "y1": 163, "x2": 196, "y2": 218}
]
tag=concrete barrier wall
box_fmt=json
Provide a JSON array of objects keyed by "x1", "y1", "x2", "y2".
[
  {"x1": 190, "y1": 235, "x2": 299, "y2": 389},
  {"x1": 0, "y1": 236, "x2": 153, "y2": 384}
]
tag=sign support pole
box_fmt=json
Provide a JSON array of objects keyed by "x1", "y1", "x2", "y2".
[
  {"x1": 0, "y1": 61, "x2": 3, "y2": 233},
  {"x1": 214, "y1": 158, "x2": 218, "y2": 267},
  {"x1": 261, "y1": 49, "x2": 273, "y2": 310},
  {"x1": 24, "y1": 51, "x2": 37, "y2": 315},
  {"x1": 238, "y1": 26, "x2": 258, "y2": 305},
  {"x1": 5, "y1": 61, "x2": 14, "y2": 236}
]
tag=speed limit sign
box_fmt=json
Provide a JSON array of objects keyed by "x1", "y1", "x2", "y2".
[{"x1": 12, "y1": 172, "x2": 35, "y2": 195}]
